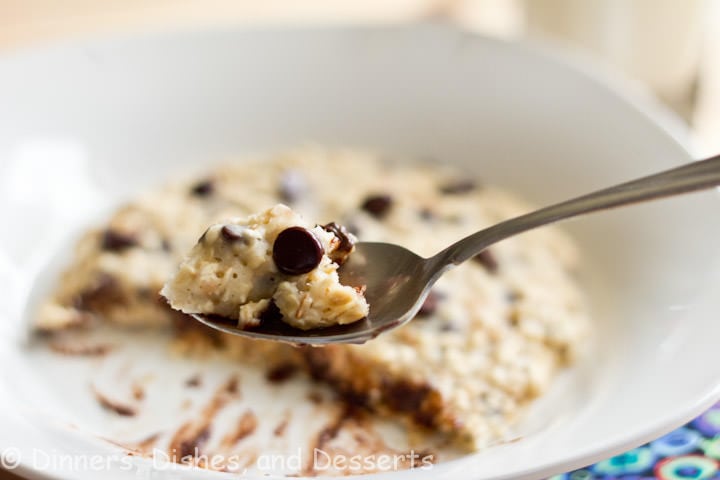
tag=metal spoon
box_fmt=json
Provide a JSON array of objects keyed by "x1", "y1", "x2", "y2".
[{"x1": 194, "y1": 154, "x2": 720, "y2": 344}]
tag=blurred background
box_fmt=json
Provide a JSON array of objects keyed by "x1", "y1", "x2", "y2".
[{"x1": 1, "y1": 0, "x2": 718, "y2": 157}]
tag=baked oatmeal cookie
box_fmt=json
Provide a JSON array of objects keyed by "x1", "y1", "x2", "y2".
[{"x1": 35, "y1": 147, "x2": 590, "y2": 451}]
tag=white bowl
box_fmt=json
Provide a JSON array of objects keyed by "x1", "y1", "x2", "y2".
[{"x1": 0, "y1": 26, "x2": 719, "y2": 480}]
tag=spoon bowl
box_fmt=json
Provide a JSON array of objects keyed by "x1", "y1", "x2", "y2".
[{"x1": 192, "y1": 242, "x2": 436, "y2": 345}]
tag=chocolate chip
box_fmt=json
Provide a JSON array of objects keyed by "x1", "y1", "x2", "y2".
[
  {"x1": 322, "y1": 222, "x2": 355, "y2": 266},
  {"x1": 361, "y1": 194, "x2": 393, "y2": 219},
  {"x1": 419, "y1": 208, "x2": 435, "y2": 221},
  {"x1": 190, "y1": 179, "x2": 214, "y2": 196},
  {"x1": 265, "y1": 363, "x2": 299, "y2": 383},
  {"x1": 440, "y1": 322, "x2": 459, "y2": 332},
  {"x1": 161, "y1": 239, "x2": 172, "y2": 252},
  {"x1": 416, "y1": 291, "x2": 442, "y2": 318},
  {"x1": 220, "y1": 224, "x2": 247, "y2": 242},
  {"x1": 439, "y1": 180, "x2": 476, "y2": 195},
  {"x1": 101, "y1": 229, "x2": 138, "y2": 252},
  {"x1": 272, "y1": 227, "x2": 324, "y2": 275},
  {"x1": 278, "y1": 170, "x2": 306, "y2": 203},
  {"x1": 473, "y1": 249, "x2": 498, "y2": 273},
  {"x1": 259, "y1": 300, "x2": 282, "y2": 323}
]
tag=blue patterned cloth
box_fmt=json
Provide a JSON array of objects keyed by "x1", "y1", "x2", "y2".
[{"x1": 550, "y1": 402, "x2": 720, "y2": 480}]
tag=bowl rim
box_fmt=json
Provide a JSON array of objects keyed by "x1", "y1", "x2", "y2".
[{"x1": 0, "y1": 23, "x2": 717, "y2": 480}]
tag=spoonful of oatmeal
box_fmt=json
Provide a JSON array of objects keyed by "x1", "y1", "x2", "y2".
[{"x1": 163, "y1": 154, "x2": 720, "y2": 344}]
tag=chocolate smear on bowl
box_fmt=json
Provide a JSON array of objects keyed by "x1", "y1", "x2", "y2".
[
  {"x1": 473, "y1": 249, "x2": 499, "y2": 273},
  {"x1": 322, "y1": 222, "x2": 355, "y2": 266},
  {"x1": 170, "y1": 424, "x2": 211, "y2": 462},
  {"x1": 168, "y1": 374, "x2": 240, "y2": 462},
  {"x1": 190, "y1": 179, "x2": 214, "y2": 196},
  {"x1": 131, "y1": 382, "x2": 145, "y2": 402},
  {"x1": 129, "y1": 433, "x2": 160, "y2": 457},
  {"x1": 273, "y1": 410, "x2": 292, "y2": 437},
  {"x1": 101, "y1": 229, "x2": 138, "y2": 252},
  {"x1": 131, "y1": 382, "x2": 145, "y2": 401},
  {"x1": 272, "y1": 226, "x2": 323, "y2": 275},
  {"x1": 301, "y1": 404, "x2": 434, "y2": 475},
  {"x1": 361, "y1": 194, "x2": 393, "y2": 219},
  {"x1": 439, "y1": 179, "x2": 476, "y2": 195},
  {"x1": 185, "y1": 373, "x2": 203, "y2": 388},
  {"x1": 266, "y1": 362, "x2": 300, "y2": 383},
  {"x1": 220, "y1": 410, "x2": 258, "y2": 448},
  {"x1": 91, "y1": 385, "x2": 137, "y2": 417}
]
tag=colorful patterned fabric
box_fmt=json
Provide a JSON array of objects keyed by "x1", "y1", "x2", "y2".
[{"x1": 550, "y1": 402, "x2": 720, "y2": 480}]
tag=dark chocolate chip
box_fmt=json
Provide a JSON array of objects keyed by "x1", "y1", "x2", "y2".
[
  {"x1": 278, "y1": 170, "x2": 306, "y2": 203},
  {"x1": 439, "y1": 180, "x2": 476, "y2": 195},
  {"x1": 440, "y1": 322, "x2": 459, "y2": 332},
  {"x1": 322, "y1": 222, "x2": 355, "y2": 266},
  {"x1": 190, "y1": 179, "x2": 214, "y2": 196},
  {"x1": 265, "y1": 363, "x2": 299, "y2": 383},
  {"x1": 272, "y1": 227, "x2": 324, "y2": 275},
  {"x1": 101, "y1": 229, "x2": 138, "y2": 252},
  {"x1": 361, "y1": 194, "x2": 393, "y2": 219},
  {"x1": 473, "y1": 249, "x2": 498, "y2": 273},
  {"x1": 416, "y1": 290, "x2": 442, "y2": 318},
  {"x1": 260, "y1": 300, "x2": 283, "y2": 323},
  {"x1": 220, "y1": 224, "x2": 247, "y2": 242},
  {"x1": 419, "y1": 208, "x2": 435, "y2": 221},
  {"x1": 161, "y1": 239, "x2": 172, "y2": 252}
]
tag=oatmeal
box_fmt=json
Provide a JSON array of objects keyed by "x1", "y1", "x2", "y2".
[
  {"x1": 161, "y1": 204, "x2": 368, "y2": 330},
  {"x1": 35, "y1": 147, "x2": 590, "y2": 451}
]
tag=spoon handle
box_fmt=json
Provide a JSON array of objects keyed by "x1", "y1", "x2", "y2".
[{"x1": 434, "y1": 154, "x2": 720, "y2": 267}]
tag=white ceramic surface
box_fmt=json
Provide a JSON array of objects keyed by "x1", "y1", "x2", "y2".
[{"x1": 0, "y1": 25, "x2": 719, "y2": 480}]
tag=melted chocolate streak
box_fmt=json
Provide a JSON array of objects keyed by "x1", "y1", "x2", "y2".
[
  {"x1": 167, "y1": 375, "x2": 241, "y2": 462},
  {"x1": 300, "y1": 405, "x2": 436, "y2": 476},
  {"x1": 91, "y1": 385, "x2": 137, "y2": 417}
]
